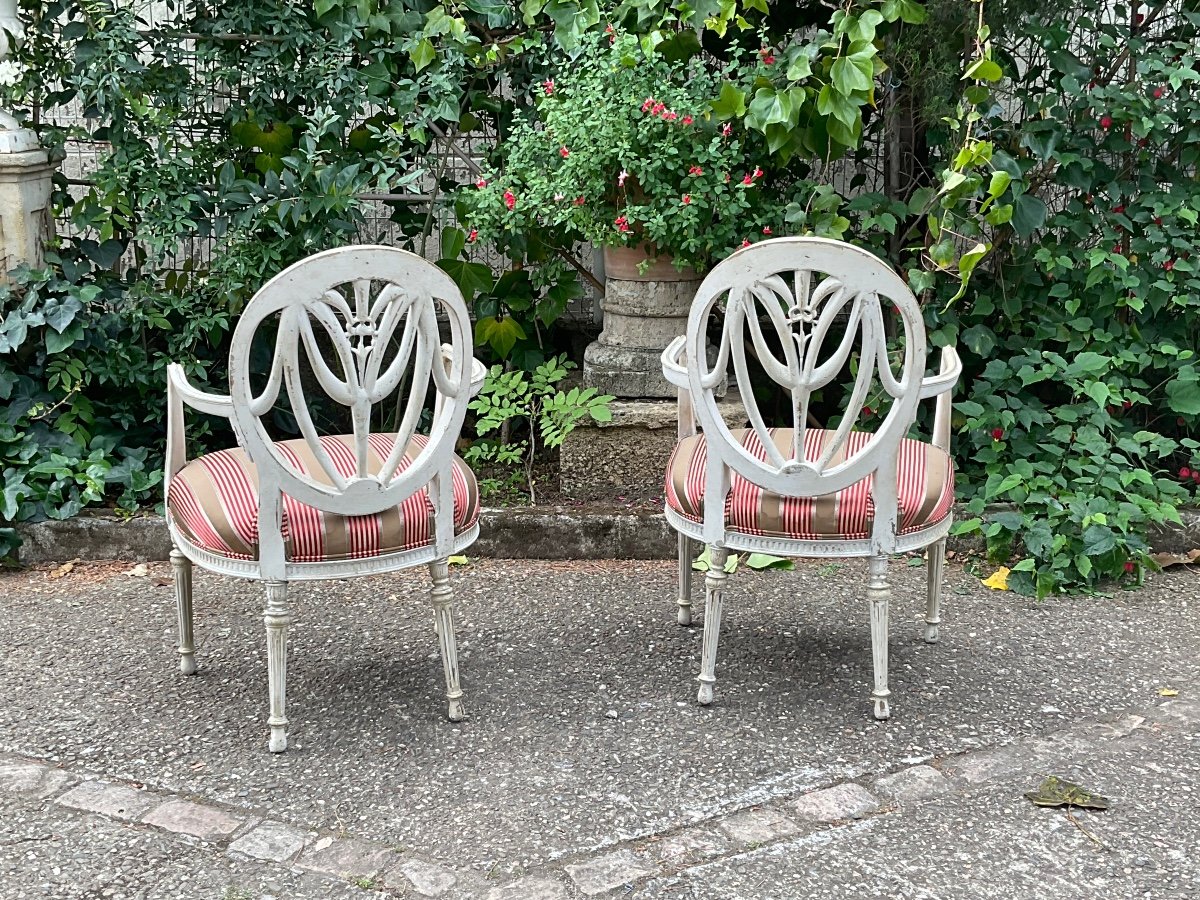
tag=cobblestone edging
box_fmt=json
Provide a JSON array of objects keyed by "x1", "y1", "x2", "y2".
[
  {"x1": 3, "y1": 691, "x2": 1197, "y2": 898},
  {"x1": 14, "y1": 504, "x2": 1200, "y2": 565}
]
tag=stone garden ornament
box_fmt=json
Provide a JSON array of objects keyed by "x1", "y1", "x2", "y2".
[
  {"x1": 163, "y1": 246, "x2": 485, "y2": 751},
  {"x1": 661, "y1": 236, "x2": 962, "y2": 719}
]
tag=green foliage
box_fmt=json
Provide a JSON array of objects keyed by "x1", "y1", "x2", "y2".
[
  {"x1": 934, "y1": 2, "x2": 1200, "y2": 596},
  {"x1": 465, "y1": 355, "x2": 612, "y2": 503}
]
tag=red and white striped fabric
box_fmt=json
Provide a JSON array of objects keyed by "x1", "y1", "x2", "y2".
[
  {"x1": 167, "y1": 433, "x2": 479, "y2": 562},
  {"x1": 665, "y1": 428, "x2": 953, "y2": 541}
]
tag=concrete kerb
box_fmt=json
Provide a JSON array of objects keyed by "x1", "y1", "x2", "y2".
[{"x1": 13, "y1": 504, "x2": 1200, "y2": 566}]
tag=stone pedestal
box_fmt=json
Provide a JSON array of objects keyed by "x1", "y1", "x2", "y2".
[
  {"x1": 583, "y1": 245, "x2": 718, "y2": 399},
  {"x1": 559, "y1": 392, "x2": 747, "y2": 502},
  {"x1": 0, "y1": 130, "x2": 54, "y2": 278}
]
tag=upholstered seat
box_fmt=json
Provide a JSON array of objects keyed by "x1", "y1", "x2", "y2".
[
  {"x1": 665, "y1": 428, "x2": 953, "y2": 542},
  {"x1": 168, "y1": 433, "x2": 480, "y2": 563}
]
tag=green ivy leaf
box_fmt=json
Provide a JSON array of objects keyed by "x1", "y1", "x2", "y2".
[
  {"x1": 1011, "y1": 194, "x2": 1047, "y2": 237},
  {"x1": 411, "y1": 38, "x2": 436, "y2": 72}
]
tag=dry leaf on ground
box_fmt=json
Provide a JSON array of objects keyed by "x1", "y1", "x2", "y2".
[
  {"x1": 982, "y1": 566, "x2": 1010, "y2": 591},
  {"x1": 125, "y1": 563, "x2": 150, "y2": 577},
  {"x1": 1151, "y1": 549, "x2": 1200, "y2": 568}
]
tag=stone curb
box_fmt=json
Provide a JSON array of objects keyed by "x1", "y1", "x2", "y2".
[
  {"x1": 13, "y1": 504, "x2": 1200, "y2": 565},
  {"x1": 3, "y1": 685, "x2": 1197, "y2": 898}
]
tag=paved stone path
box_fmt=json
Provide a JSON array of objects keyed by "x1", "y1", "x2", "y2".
[{"x1": 2, "y1": 559, "x2": 1198, "y2": 898}]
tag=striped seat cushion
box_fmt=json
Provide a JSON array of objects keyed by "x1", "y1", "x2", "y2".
[
  {"x1": 665, "y1": 428, "x2": 953, "y2": 542},
  {"x1": 167, "y1": 434, "x2": 479, "y2": 563}
]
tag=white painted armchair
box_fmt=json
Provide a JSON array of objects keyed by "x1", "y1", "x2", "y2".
[
  {"x1": 660, "y1": 237, "x2": 961, "y2": 720},
  {"x1": 163, "y1": 245, "x2": 486, "y2": 751}
]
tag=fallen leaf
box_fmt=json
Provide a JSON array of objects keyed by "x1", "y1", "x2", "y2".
[
  {"x1": 982, "y1": 566, "x2": 1010, "y2": 591},
  {"x1": 125, "y1": 563, "x2": 150, "y2": 577},
  {"x1": 692, "y1": 548, "x2": 739, "y2": 573},
  {"x1": 745, "y1": 553, "x2": 795, "y2": 571},
  {"x1": 1024, "y1": 776, "x2": 1110, "y2": 810},
  {"x1": 447, "y1": 555, "x2": 470, "y2": 566},
  {"x1": 1158, "y1": 687, "x2": 1179, "y2": 697},
  {"x1": 48, "y1": 561, "x2": 75, "y2": 579},
  {"x1": 1151, "y1": 549, "x2": 1200, "y2": 568}
]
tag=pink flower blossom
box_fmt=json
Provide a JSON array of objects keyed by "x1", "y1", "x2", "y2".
[
  {"x1": 652, "y1": 101, "x2": 666, "y2": 116},
  {"x1": 614, "y1": 215, "x2": 631, "y2": 233},
  {"x1": 553, "y1": 193, "x2": 565, "y2": 202},
  {"x1": 542, "y1": 80, "x2": 554, "y2": 95},
  {"x1": 475, "y1": 178, "x2": 487, "y2": 189},
  {"x1": 503, "y1": 190, "x2": 515, "y2": 210},
  {"x1": 742, "y1": 173, "x2": 753, "y2": 185},
  {"x1": 682, "y1": 115, "x2": 693, "y2": 125},
  {"x1": 721, "y1": 122, "x2": 732, "y2": 137},
  {"x1": 724, "y1": 172, "x2": 731, "y2": 183},
  {"x1": 760, "y1": 48, "x2": 775, "y2": 65},
  {"x1": 681, "y1": 194, "x2": 691, "y2": 205},
  {"x1": 741, "y1": 238, "x2": 752, "y2": 248},
  {"x1": 573, "y1": 195, "x2": 585, "y2": 206},
  {"x1": 560, "y1": 146, "x2": 570, "y2": 158},
  {"x1": 664, "y1": 110, "x2": 678, "y2": 121},
  {"x1": 688, "y1": 165, "x2": 703, "y2": 176},
  {"x1": 618, "y1": 169, "x2": 629, "y2": 187},
  {"x1": 762, "y1": 226, "x2": 772, "y2": 235},
  {"x1": 753, "y1": 166, "x2": 763, "y2": 179},
  {"x1": 642, "y1": 97, "x2": 654, "y2": 112},
  {"x1": 467, "y1": 229, "x2": 478, "y2": 242}
]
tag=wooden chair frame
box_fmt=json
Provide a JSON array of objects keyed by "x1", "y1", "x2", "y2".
[
  {"x1": 661, "y1": 237, "x2": 961, "y2": 719},
  {"x1": 164, "y1": 245, "x2": 485, "y2": 751}
]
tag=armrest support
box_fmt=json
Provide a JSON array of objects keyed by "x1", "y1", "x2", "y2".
[
  {"x1": 661, "y1": 336, "x2": 697, "y2": 439},
  {"x1": 166, "y1": 364, "x2": 234, "y2": 490},
  {"x1": 920, "y1": 347, "x2": 961, "y2": 452}
]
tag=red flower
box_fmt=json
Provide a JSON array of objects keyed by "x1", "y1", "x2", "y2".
[
  {"x1": 475, "y1": 178, "x2": 487, "y2": 189},
  {"x1": 663, "y1": 111, "x2": 678, "y2": 121},
  {"x1": 467, "y1": 229, "x2": 478, "y2": 242},
  {"x1": 741, "y1": 238, "x2": 752, "y2": 248},
  {"x1": 614, "y1": 215, "x2": 630, "y2": 233},
  {"x1": 759, "y1": 48, "x2": 775, "y2": 65},
  {"x1": 503, "y1": 190, "x2": 515, "y2": 210},
  {"x1": 1113, "y1": 205, "x2": 1125, "y2": 213},
  {"x1": 1124, "y1": 560, "x2": 1135, "y2": 574},
  {"x1": 688, "y1": 165, "x2": 703, "y2": 176},
  {"x1": 573, "y1": 195, "x2": 585, "y2": 206},
  {"x1": 681, "y1": 194, "x2": 691, "y2": 205},
  {"x1": 762, "y1": 226, "x2": 772, "y2": 235},
  {"x1": 1122, "y1": 399, "x2": 1132, "y2": 410},
  {"x1": 721, "y1": 122, "x2": 732, "y2": 137},
  {"x1": 1153, "y1": 86, "x2": 1165, "y2": 99},
  {"x1": 543, "y1": 80, "x2": 555, "y2": 95},
  {"x1": 652, "y1": 101, "x2": 666, "y2": 116},
  {"x1": 1155, "y1": 217, "x2": 1164, "y2": 225},
  {"x1": 641, "y1": 97, "x2": 654, "y2": 112},
  {"x1": 991, "y1": 427, "x2": 1004, "y2": 441},
  {"x1": 1165, "y1": 259, "x2": 1175, "y2": 271},
  {"x1": 724, "y1": 172, "x2": 731, "y2": 183},
  {"x1": 1100, "y1": 115, "x2": 1113, "y2": 129},
  {"x1": 862, "y1": 406, "x2": 874, "y2": 417},
  {"x1": 1135, "y1": 12, "x2": 1144, "y2": 24},
  {"x1": 742, "y1": 173, "x2": 754, "y2": 185},
  {"x1": 682, "y1": 115, "x2": 694, "y2": 125},
  {"x1": 1194, "y1": 471, "x2": 1200, "y2": 483},
  {"x1": 559, "y1": 146, "x2": 570, "y2": 158},
  {"x1": 753, "y1": 166, "x2": 763, "y2": 179},
  {"x1": 1181, "y1": 467, "x2": 1193, "y2": 480}
]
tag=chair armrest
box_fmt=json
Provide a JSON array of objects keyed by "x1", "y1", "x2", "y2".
[
  {"x1": 440, "y1": 344, "x2": 487, "y2": 397},
  {"x1": 661, "y1": 336, "x2": 689, "y2": 389},
  {"x1": 920, "y1": 347, "x2": 961, "y2": 453},
  {"x1": 168, "y1": 364, "x2": 235, "y2": 416},
  {"x1": 165, "y1": 364, "x2": 234, "y2": 494}
]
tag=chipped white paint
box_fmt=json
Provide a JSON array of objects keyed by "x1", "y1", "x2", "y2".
[
  {"x1": 661, "y1": 237, "x2": 962, "y2": 717},
  {"x1": 164, "y1": 246, "x2": 485, "y2": 751}
]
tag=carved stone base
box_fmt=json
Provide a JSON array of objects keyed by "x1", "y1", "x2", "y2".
[
  {"x1": 0, "y1": 135, "x2": 54, "y2": 279},
  {"x1": 559, "y1": 394, "x2": 747, "y2": 502}
]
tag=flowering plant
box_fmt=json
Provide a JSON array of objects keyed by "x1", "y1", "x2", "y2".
[{"x1": 459, "y1": 32, "x2": 786, "y2": 270}]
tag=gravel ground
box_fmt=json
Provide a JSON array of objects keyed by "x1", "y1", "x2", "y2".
[{"x1": 1, "y1": 557, "x2": 1198, "y2": 894}]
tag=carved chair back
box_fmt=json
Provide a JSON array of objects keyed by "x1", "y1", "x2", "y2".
[
  {"x1": 226, "y1": 246, "x2": 474, "y2": 567},
  {"x1": 685, "y1": 237, "x2": 928, "y2": 545}
]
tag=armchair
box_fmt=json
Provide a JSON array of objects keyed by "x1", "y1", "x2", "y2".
[
  {"x1": 164, "y1": 245, "x2": 485, "y2": 751},
  {"x1": 661, "y1": 237, "x2": 961, "y2": 719}
]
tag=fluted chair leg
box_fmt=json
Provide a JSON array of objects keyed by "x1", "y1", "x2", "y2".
[
  {"x1": 697, "y1": 546, "x2": 729, "y2": 706},
  {"x1": 867, "y1": 554, "x2": 891, "y2": 721},
  {"x1": 677, "y1": 534, "x2": 695, "y2": 626},
  {"x1": 263, "y1": 580, "x2": 291, "y2": 753},
  {"x1": 429, "y1": 559, "x2": 465, "y2": 722},
  {"x1": 924, "y1": 538, "x2": 946, "y2": 643},
  {"x1": 170, "y1": 549, "x2": 197, "y2": 676}
]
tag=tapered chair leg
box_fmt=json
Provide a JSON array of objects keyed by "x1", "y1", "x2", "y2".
[
  {"x1": 677, "y1": 534, "x2": 695, "y2": 626},
  {"x1": 697, "y1": 545, "x2": 729, "y2": 706},
  {"x1": 263, "y1": 580, "x2": 291, "y2": 753},
  {"x1": 429, "y1": 559, "x2": 465, "y2": 722},
  {"x1": 924, "y1": 538, "x2": 946, "y2": 643},
  {"x1": 867, "y1": 554, "x2": 891, "y2": 720},
  {"x1": 170, "y1": 549, "x2": 197, "y2": 676}
]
